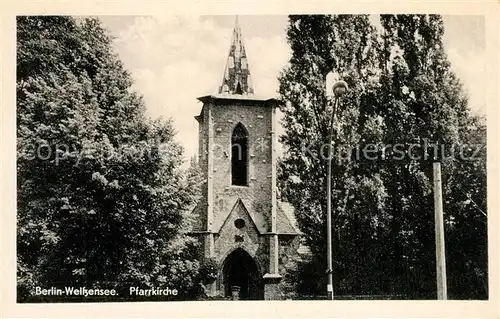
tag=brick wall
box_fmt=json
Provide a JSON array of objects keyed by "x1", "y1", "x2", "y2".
[
  {"x1": 193, "y1": 97, "x2": 299, "y2": 299},
  {"x1": 209, "y1": 100, "x2": 274, "y2": 233}
]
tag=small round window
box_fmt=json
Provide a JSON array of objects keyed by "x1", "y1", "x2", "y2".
[{"x1": 234, "y1": 218, "x2": 245, "y2": 229}]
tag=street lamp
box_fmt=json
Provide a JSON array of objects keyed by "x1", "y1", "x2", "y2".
[{"x1": 326, "y1": 80, "x2": 348, "y2": 300}]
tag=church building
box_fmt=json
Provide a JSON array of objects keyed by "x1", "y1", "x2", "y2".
[{"x1": 190, "y1": 17, "x2": 302, "y2": 300}]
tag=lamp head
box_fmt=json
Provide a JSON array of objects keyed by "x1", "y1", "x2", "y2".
[{"x1": 332, "y1": 80, "x2": 348, "y2": 97}]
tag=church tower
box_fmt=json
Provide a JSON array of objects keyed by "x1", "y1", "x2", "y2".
[{"x1": 190, "y1": 17, "x2": 301, "y2": 300}]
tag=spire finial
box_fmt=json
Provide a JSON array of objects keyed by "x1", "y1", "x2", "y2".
[{"x1": 218, "y1": 16, "x2": 254, "y2": 95}]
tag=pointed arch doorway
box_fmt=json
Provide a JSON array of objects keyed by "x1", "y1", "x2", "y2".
[{"x1": 222, "y1": 248, "x2": 263, "y2": 300}]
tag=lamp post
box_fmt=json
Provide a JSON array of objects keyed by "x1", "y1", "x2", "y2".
[{"x1": 326, "y1": 80, "x2": 348, "y2": 300}]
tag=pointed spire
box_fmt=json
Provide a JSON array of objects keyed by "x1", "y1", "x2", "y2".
[{"x1": 219, "y1": 16, "x2": 254, "y2": 95}]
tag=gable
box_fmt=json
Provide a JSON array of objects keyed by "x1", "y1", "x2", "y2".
[{"x1": 216, "y1": 198, "x2": 261, "y2": 235}]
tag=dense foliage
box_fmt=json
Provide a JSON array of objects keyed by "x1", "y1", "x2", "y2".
[
  {"x1": 198, "y1": 258, "x2": 218, "y2": 284},
  {"x1": 16, "y1": 16, "x2": 202, "y2": 301},
  {"x1": 278, "y1": 15, "x2": 487, "y2": 299}
]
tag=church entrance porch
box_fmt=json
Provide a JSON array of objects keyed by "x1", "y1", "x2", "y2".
[{"x1": 222, "y1": 248, "x2": 263, "y2": 300}]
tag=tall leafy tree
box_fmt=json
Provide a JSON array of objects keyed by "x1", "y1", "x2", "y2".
[
  {"x1": 278, "y1": 14, "x2": 487, "y2": 299},
  {"x1": 278, "y1": 15, "x2": 390, "y2": 296},
  {"x1": 17, "y1": 16, "x2": 201, "y2": 301},
  {"x1": 378, "y1": 14, "x2": 487, "y2": 299}
]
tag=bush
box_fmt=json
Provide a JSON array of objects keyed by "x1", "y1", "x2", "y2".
[{"x1": 199, "y1": 258, "x2": 218, "y2": 284}]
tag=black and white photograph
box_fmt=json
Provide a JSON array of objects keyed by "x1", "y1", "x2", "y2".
[{"x1": 3, "y1": 4, "x2": 498, "y2": 317}]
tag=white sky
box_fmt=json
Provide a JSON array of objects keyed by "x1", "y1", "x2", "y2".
[{"x1": 100, "y1": 15, "x2": 486, "y2": 162}]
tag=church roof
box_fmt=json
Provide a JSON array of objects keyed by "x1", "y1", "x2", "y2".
[
  {"x1": 276, "y1": 201, "x2": 302, "y2": 235},
  {"x1": 196, "y1": 16, "x2": 278, "y2": 108},
  {"x1": 218, "y1": 16, "x2": 254, "y2": 96},
  {"x1": 189, "y1": 199, "x2": 302, "y2": 236}
]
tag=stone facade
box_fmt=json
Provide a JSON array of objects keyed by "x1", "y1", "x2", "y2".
[{"x1": 189, "y1": 17, "x2": 301, "y2": 300}]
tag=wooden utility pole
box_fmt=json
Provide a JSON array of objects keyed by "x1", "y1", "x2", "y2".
[{"x1": 433, "y1": 162, "x2": 447, "y2": 300}]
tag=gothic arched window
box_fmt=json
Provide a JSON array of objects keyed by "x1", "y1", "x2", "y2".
[
  {"x1": 235, "y1": 81, "x2": 243, "y2": 94},
  {"x1": 231, "y1": 123, "x2": 248, "y2": 186}
]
